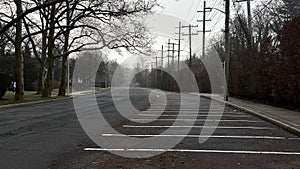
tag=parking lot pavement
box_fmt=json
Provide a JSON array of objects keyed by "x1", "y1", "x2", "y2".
[
  {"x1": 64, "y1": 92, "x2": 300, "y2": 169},
  {"x1": 3, "y1": 88, "x2": 299, "y2": 169}
]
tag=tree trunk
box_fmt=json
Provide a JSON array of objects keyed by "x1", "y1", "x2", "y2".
[
  {"x1": 37, "y1": 30, "x2": 48, "y2": 94},
  {"x1": 14, "y1": 0, "x2": 24, "y2": 100},
  {"x1": 58, "y1": 54, "x2": 68, "y2": 96},
  {"x1": 58, "y1": 1, "x2": 71, "y2": 97},
  {"x1": 42, "y1": 4, "x2": 56, "y2": 98},
  {"x1": 58, "y1": 32, "x2": 70, "y2": 96},
  {"x1": 37, "y1": 65, "x2": 44, "y2": 94}
]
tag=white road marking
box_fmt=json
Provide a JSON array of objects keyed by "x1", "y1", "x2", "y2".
[
  {"x1": 148, "y1": 109, "x2": 226, "y2": 111},
  {"x1": 84, "y1": 148, "x2": 300, "y2": 155},
  {"x1": 102, "y1": 134, "x2": 287, "y2": 140},
  {"x1": 141, "y1": 111, "x2": 243, "y2": 115},
  {"x1": 123, "y1": 125, "x2": 275, "y2": 130},
  {"x1": 130, "y1": 119, "x2": 262, "y2": 123},
  {"x1": 288, "y1": 138, "x2": 300, "y2": 140},
  {"x1": 138, "y1": 114, "x2": 250, "y2": 117},
  {"x1": 144, "y1": 109, "x2": 217, "y2": 111}
]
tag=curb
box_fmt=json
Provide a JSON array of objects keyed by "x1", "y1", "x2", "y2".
[
  {"x1": 0, "y1": 96, "x2": 72, "y2": 109},
  {"x1": 202, "y1": 95, "x2": 300, "y2": 137}
]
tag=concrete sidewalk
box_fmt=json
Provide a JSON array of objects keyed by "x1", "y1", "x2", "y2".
[{"x1": 201, "y1": 94, "x2": 300, "y2": 136}]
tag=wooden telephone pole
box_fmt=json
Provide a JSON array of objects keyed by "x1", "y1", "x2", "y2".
[
  {"x1": 175, "y1": 22, "x2": 184, "y2": 71},
  {"x1": 182, "y1": 24, "x2": 198, "y2": 68},
  {"x1": 224, "y1": 0, "x2": 230, "y2": 101},
  {"x1": 236, "y1": 0, "x2": 253, "y2": 54},
  {"x1": 161, "y1": 45, "x2": 164, "y2": 68},
  {"x1": 197, "y1": 1, "x2": 212, "y2": 58},
  {"x1": 166, "y1": 40, "x2": 177, "y2": 91}
]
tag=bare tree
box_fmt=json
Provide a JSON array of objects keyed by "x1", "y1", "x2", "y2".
[
  {"x1": 0, "y1": 0, "x2": 25, "y2": 100},
  {"x1": 1, "y1": 0, "x2": 159, "y2": 98},
  {"x1": 53, "y1": 0, "x2": 158, "y2": 97}
]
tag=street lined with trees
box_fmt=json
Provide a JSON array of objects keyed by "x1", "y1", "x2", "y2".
[
  {"x1": 1, "y1": 1, "x2": 300, "y2": 168},
  {"x1": 0, "y1": 0, "x2": 158, "y2": 100},
  {"x1": 0, "y1": 0, "x2": 299, "y2": 110}
]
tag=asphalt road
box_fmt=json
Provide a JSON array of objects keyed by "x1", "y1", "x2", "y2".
[{"x1": 1, "y1": 88, "x2": 300, "y2": 169}]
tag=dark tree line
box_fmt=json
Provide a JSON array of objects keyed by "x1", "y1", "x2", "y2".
[
  {"x1": 211, "y1": 0, "x2": 300, "y2": 109},
  {"x1": 134, "y1": 54, "x2": 211, "y2": 93}
]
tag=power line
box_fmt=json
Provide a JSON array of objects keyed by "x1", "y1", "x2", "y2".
[
  {"x1": 208, "y1": 1, "x2": 224, "y2": 19},
  {"x1": 207, "y1": 12, "x2": 224, "y2": 39},
  {"x1": 189, "y1": 2, "x2": 203, "y2": 23},
  {"x1": 185, "y1": 0, "x2": 197, "y2": 21},
  {"x1": 205, "y1": 1, "x2": 226, "y2": 42}
]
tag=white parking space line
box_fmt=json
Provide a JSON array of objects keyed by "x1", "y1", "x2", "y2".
[
  {"x1": 102, "y1": 134, "x2": 287, "y2": 140},
  {"x1": 84, "y1": 148, "x2": 300, "y2": 155},
  {"x1": 123, "y1": 125, "x2": 275, "y2": 130},
  {"x1": 130, "y1": 119, "x2": 263, "y2": 123},
  {"x1": 140, "y1": 111, "x2": 243, "y2": 115},
  {"x1": 148, "y1": 109, "x2": 227, "y2": 111},
  {"x1": 288, "y1": 138, "x2": 300, "y2": 140},
  {"x1": 138, "y1": 114, "x2": 251, "y2": 117},
  {"x1": 145, "y1": 109, "x2": 231, "y2": 110}
]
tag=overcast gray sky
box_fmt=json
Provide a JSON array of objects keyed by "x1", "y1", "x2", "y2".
[{"x1": 108, "y1": 0, "x2": 262, "y2": 67}]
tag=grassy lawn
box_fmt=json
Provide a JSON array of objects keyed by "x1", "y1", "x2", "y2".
[
  {"x1": 0, "y1": 92, "x2": 68, "y2": 106},
  {"x1": 0, "y1": 88, "x2": 110, "y2": 107}
]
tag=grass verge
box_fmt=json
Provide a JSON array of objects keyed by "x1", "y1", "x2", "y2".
[{"x1": 0, "y1": 92, "x2": 69, "y2": 106}]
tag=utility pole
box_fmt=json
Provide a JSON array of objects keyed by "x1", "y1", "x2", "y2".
[
  {"x1": 155, "y1": 55, "x2": 158, "y2": 71},
  {"x1": 161, "y1": 45, "x2": 164, "y2": 68},
  {"x1": 172, "y1": 43, "x2": 175, "y2": 66},
  {"x1": 146, "y1": 64, "x2": 149, "y2": 88},
  {"x1": 171, "y1": 43, "x2": 175, "y2": 91},
  {"x1": 166, "y1": 41, "x2": 177, "y2": 67},
  {"x1": 224, "y1": 0, "x2": 230, "y2": 101},
  {"x1": 67, "y1": 56, "x2": 70, "y2": 96},
  {"x1": 155, "y1": 55, "x2": 158, "y2": 88},
  {"x1": 236, "y1": 0, "x2": 253, "y2": 53},
  {"x1": 247, "y1": 0, "x2": 252, "y2": 40},
  {"x1": 197, "y1": 1, "x2": 212, "y2": 58},
  {"x1": 150, "y1": 62, "x2": 157, "y2": 88},
  {"x1": 166, "y1": 41, "x2": 177, "y2": 92},
  {"x1": 182, "y1": 24, "x2": 198, "y2": 68},
  {"x1": 175, "y1": 22, "x2": 184, "y2": 71},
  {"x1": 167, "y1": 39, "x2": 171, "y2": 68}
]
